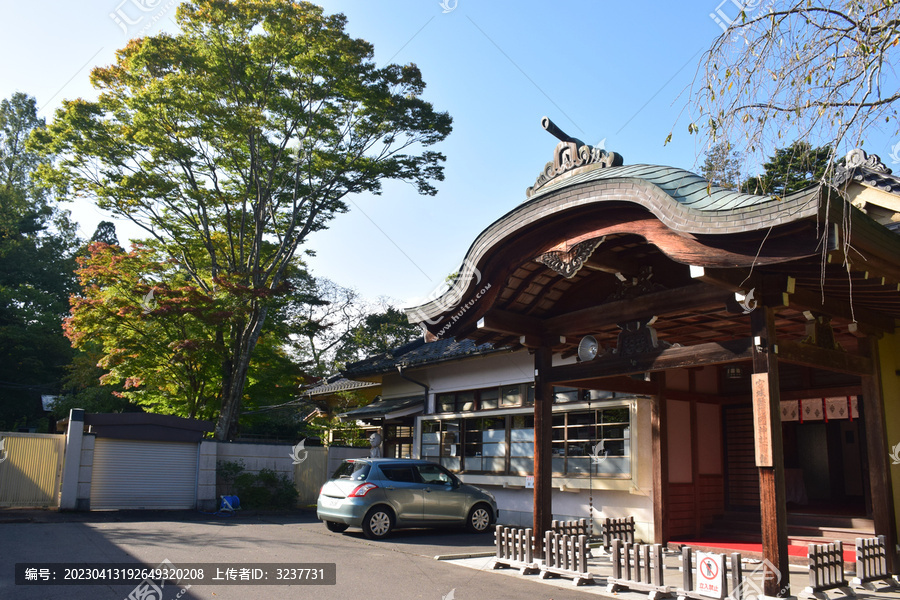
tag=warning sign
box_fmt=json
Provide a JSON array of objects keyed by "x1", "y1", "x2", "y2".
[{"x1": 696, "y1": 552, "x2": 725, "y2": 599}]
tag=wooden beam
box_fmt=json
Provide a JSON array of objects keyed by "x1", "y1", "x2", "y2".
[
  {"x1": 583, "y1": 248, "x2": 643, "y2": 277},
  {"x1": 776, "y1": 341, "x2": 874, "y2": 376},
  {"x1": 750, "y1": 307, "x2": 790, "y2": 598},
  {"x1": 477, "y1": 309, "x2": 543, "y2": 338},
  {"x1": 693, "y1": 264, "x2": 896, "y2": 334},
  {"x1": 547, "y1": 338, "x2": 753, "y2": 384},
  {"x1": 543, "y1": 284, "x2": 732, "y2": 338},
  {"x1": 780, "y1": 287, "x2": 895, "y2": 334},
  {"x1": 519, "y1": 334, "x2": 567, "y2": 350},
  {"x1": 777, "y1": 385, "x2": 862, "y2": 400},
  {"x1": 553, "y1": 375, "x2": 658, "y2": 395},
  {"x1": 848, "y1": 321, "x2": 885, "y2": 338},
  {"x1": 689, "y1": 265, "x2": 758, "y2": 292}
]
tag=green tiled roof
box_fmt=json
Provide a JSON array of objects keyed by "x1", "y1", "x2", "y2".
[{"x1": 529, "y1": 164, "x2": 777, "y2": 211}]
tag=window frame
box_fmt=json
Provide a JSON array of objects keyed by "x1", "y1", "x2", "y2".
[{"x1": 421, "y1": 395, "x2": 634, "y2": 479}]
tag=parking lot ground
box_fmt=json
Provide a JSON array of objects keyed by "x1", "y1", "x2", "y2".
[{"x1": 0, "y1": 509, "x2": 597, "y2": 600}]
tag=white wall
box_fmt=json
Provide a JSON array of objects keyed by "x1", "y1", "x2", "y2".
[
  {"x1": 484, "y1": 485, "x2": 653, "y2": 540},
  {"x1": 426, "y1": 350, "x2": 533, "y2": 393}
]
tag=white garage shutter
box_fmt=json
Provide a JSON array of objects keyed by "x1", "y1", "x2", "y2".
[{"x1": 91, "y1": 439, "x2": 198, "y2": 510}]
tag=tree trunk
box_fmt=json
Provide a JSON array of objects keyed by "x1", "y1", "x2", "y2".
[{"x1": 213, "y1": 305, "x2": 270, "y2": 440}]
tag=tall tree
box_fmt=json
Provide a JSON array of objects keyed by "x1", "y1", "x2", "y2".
[
  {"x1": 89, "y1": 221, "x2": 120, "y2": 247},
  {"x1": 0, "y1": 93, "x2": 79, "y2": 430},
  {"x1": 681, "y1": 1, "x2": 899, "y2": 176},
  {"x1": 284, "y1": 275, "x2": 367, "y2": 377},
  {"x1": 335, "y1": 304, "x2": 422, "y2": 366},
  {"x1": 742, "y1": 142, "x2": 833, "y2": 197},
  {"x1": 700, "y1": 141, "x2": 743, "y2": 189},
  {"x1": 36, "y1": 0, "x2": 452, "y2": 439}
]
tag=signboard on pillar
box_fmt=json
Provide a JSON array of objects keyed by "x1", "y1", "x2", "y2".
[
  {"x1": 696, "y1": 552, "x2": 726, "y2": 598},
  {"x1": 751, "y1": 373, "x2": 773, "y2": 467}
]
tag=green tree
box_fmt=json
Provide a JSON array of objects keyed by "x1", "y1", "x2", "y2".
[
  {"x1": 53, "y1": 346, "x2": 138, "y2": 418},
  {"x1": 89, "y1": 221, "x2": 120, "y2": 247},
  {"x1": 0, "y1": 92, "x2": 79, "y2": 430},
  {"x1": 66, "y1": 241, "x2": 305, "y2": 420},
  {"x1": 742, "y1": 142, "x2": 833, "y2": 197},
  {"x1": 700, "y1": 141, "x2": 743, "y2": 189},
  {"x1": 65, "y1": 241, "x2": 224, "y2": 418},
  {"x1": 336, "y1": 304, "x2": 422, "y2": 366},
  {"x1": 36, "y1": 0, "x2": 452, "y2": 439}
]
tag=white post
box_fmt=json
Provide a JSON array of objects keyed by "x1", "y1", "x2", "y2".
[
  {"x1": 59, "y1": 409, "x2": 84, "y2": 510},
  {"x1": 197, "y1": 440, "x2": 217, "y2": 512}
]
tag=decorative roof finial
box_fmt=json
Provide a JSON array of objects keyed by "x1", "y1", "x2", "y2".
[
  {"x1": 526, "y1": 116, "x2": 622, "y2": 198},
  {"x1": 541, "y1": 116, "x2": 585, "y2": 148}
]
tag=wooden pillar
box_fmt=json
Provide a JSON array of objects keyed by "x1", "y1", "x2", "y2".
[
  {"x1": 533, "y1": 345, "x2": 553, "y2": 559},
  {"x1": 651, "y1": 372, "x2": 669, "y2": 545},
  {"x1": 858, "y1": 336, "x2": 899, "y2": 573},
  {"x1": 750, "y1": 307, "x2": 790, "y2": 598},
  {"x1": 690, "y1": 390, "x2": 701, "y2": 536}
]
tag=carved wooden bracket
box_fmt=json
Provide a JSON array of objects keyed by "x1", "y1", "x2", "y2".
[{"x1": 535, "y1": 236, "x2": 605, "y2": 278}]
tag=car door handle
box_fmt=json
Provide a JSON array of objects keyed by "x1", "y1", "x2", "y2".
[{"x1": 424, "y1": 488, "x2": 432, "y2": 493}]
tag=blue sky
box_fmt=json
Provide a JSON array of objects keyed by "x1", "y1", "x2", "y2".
[{"x1": 2, "y1": 0, "x2": 896, "y2": 308}]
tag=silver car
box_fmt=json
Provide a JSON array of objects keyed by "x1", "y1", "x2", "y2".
[{"x1": 317, "y1": 458, "x2": 498, "y2": 539}]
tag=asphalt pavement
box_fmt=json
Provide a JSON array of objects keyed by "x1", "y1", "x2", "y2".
[{"x1": 0, "y1": 508, "x2": 596, "y2": 600}]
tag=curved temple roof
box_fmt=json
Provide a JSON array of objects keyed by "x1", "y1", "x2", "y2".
[{"x1": 405, "y1": 159, "x2": 823, "y2": 331}]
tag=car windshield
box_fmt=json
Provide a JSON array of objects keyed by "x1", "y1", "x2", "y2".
[{"x1": 332, "y1": 461, "x2": 371, "y2": 481}]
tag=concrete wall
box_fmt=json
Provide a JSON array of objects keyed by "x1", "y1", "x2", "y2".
[
  {"x1": 62, "y1": 433, "x2": 374, "y2": 512},
  {"x1": 214, "y1": 442, "x2": 370, "y2": 509},
  {"x1": 75, "y1": 434, "x2": 94, "y2": 511},
  {"x1": 214, "y1": 440, "x2": 297, "y2": 506},
  {"x1": 197, "y1": 441, "x2": 216, "y2": 512},
  {"x1": 215, "y1": 441, "x2": 296, "y2": 477}
]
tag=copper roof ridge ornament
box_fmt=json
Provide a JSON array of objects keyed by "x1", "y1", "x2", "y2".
[
  {"x1": 833, "y1": 147, "x2": 893, "y2": 187},
  {"x1": 525, "y1": 116, "x2": 623, "y2": 198}
]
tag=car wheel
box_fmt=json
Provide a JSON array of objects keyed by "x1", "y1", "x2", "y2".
[
  {"x1": 325, "y1": 521, "x2": 348, "y2": 533},
  {"x1": 362, "y1": 507, "x2": 394, "y2": 540},
  {"x1": 467, "y1": 504, "x2": 493, "y2": 533}
]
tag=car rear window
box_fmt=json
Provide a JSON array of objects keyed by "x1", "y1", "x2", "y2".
[
  {"x1": 379, "y1": 466, "x2": 418, "y2": 483},
  {"x1": 331, "y1": 461, "x2": 370, "y2": 481}
]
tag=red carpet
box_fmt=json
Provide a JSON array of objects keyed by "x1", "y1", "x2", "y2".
[{"x1": 674, "y1": 540, "x2": 856, "y2": 563}]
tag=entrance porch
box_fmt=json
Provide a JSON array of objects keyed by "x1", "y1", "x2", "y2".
[{"x1": 406, "y1": 128, "x2": 900, "y2": 591}]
